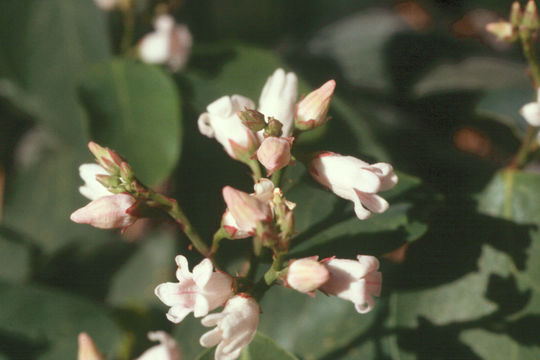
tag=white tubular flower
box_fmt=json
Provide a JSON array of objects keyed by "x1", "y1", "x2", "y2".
[
  {"x1": 520, "y1": 89, "x2": 540, "y2": 126},
  {"x1": 221, "y1": 179, "x2": 274, "y2": 239},
  {"x1": 136, "y1": 331, "x2": 181, "y2": 360},
  {"x1": 258, "y1": 68, "x2": 298, "y2": 137},
  {"x1": 155, "y1": 256, "x2": 233, "y2": 323},
  {"x1": 309, "y1": 152, "x2": 398, "y2": 220},
  {"x1": 198, "y1": 95, "x2": 260, "y2": 160},
  {"x1": 79, "y1": 163, "x2": 112, "y2": 201},
  {"x1": 320, "y1": 255, "x2": 382, "y2": 314},
  {"x1": 286, "y1": 257, "x2": 330, "y2": 295},
  {"x1": 70, "y1": 194, "x2": 137, "y2": 229},
  {"x1": 199, "y1": 295, "x2": 259, "y2": 360},
  {"x1": 139, "y1": 15, "x2": 193, "y2": 71}
]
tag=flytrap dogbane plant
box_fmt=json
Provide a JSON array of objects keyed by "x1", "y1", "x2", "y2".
[{"x1": 70, "y1": 68, "x2": 398, "y2": 360}]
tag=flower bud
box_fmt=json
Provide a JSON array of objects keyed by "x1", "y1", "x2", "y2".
[
  {"x1": 263, "y1": 118, "x2": 283, "y2": 137},
  {"x1": 520, "y1": 89, "x2": 540, "y2": 126},
  {"x1": 70, "y1": 193, "x2": 138, "y2": 229},
  {"x1": 510, "y1": 1, "x2": 523, "y2": 26},
  {"x1": 295, "y1": 80, "x2": 336, "y2": 131},
  {"x1": 523, "y1": 0, "x2": 540, "y2": 30},
  {"x1": 237, "y1": 109, "x2": 266, "y2": 132},
  {"x1": 78, "y1": 333, "x2": 104, "y2": 360},
  {"x1": 222, "y1": 186, "x2": 271, "y2": 231},
  {"x1": 485, "y1": 21, "x2": 517, "y2": 42},
  {"x1": 287, "y1": 257, "x2": 329, "y2": 294},
  {"x1": 88, "y1": 141, "x2": 124, "y2": 175},
  {"x1": 256, "y1": 137, "x2": 293, "y2": 175}
]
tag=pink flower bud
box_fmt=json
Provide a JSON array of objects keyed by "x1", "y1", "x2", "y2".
[
  {"x1": 286, "y1": 257, "x2": 330, "y2": 294},
  {"x1": 78, "y1": 333, "x2": 104, "y2": 360},
  {"x1": 295, "y1": 80, "x2": 336, "y2": 131},
  {"x1": 222, "y1": 186, "x2": 271, "y2": 232},
  {"x1": 70, "y1": 194, "x2": 137, "y2": 229},
  {"x1": 136, "y1": 331, "x2": 181, "y2": 360},
  {"x1": 256, "y1": 137, "x2": 293, "y2": 175}
]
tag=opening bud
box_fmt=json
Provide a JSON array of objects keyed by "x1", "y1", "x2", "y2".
[
  {"x1": 256, "y1": 137, "x2": 293, "y2": 175},
  {"x1": 222, "y1": 186, "x2": 271, "y2": 232},
  {"x1": 70, "y1": 193, "x2": 138, "y2": 229},
  {"x1": 295, "y1": 80, "x2": 336, "y2": 131},
  {"x1": 238, "y1": 108, "x2": 266, "y2": 132},
  {"x1": 286, "y1": 257, "x2": 330, "y2": 294}
]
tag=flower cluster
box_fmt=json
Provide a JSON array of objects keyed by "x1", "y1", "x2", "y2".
[{"x1": 70, "y1": 68, "x2": 398, "y2": 360}]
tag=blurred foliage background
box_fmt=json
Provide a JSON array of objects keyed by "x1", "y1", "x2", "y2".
[{"x1": 1, "y1": 0, "x2": 540, "y2": 359}]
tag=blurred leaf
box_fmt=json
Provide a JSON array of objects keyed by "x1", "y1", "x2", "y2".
[
  {"x1": 413, "y1": 57, "x2": 528, "y2": 97},
  {"x1": 0, "y1": 227, "x2": 34, "y2": 283},
  {"x1": 3, "y1": 141, "x2": 108, "y2": 254},
  {"x1": 0, "y1": 282, "x2": 124, "y2": 360},
  {"x1": 478, "y1": 169, "x2": 540, "y2": 223},
  {"x1": 195, "y1": 332, "x2": 299, "y2": 360},
  {"x1": 258, "y1": 286, "x2": 383, "y2": 359},
  {"x1": 308, "y1": 8, "x2": 407, "y2": 90},
  {"x1": 0, "y1": 0, "x2": 110, "y2": 145},
  {"x1": 79, "y1": 59, "x2": 182, "y2": 186},
  {"x1": 107, "y1": 231, "x2": 176, "y2": 308},
  {"x1": 286, "y1": 165, "x2": 439, "y2": 258}
]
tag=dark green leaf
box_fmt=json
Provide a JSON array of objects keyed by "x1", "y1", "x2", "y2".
[{"x1": 79, "y1": 59, "x2": 183, "y2": 186}]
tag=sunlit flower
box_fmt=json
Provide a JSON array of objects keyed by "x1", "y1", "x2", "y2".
[
  {"x1": 199, "y1": 295, "x2": 259, "y2": 360},
  {"x1": 309, "y1": 152, "x2": 398, "y2": 220},
  {"x1": 258, "y1": 68, "x2": 298, "y2": 137},
  {"x1": 155, "y1": 256, "x2": 233, "y2": 323},
  {"x1": 520, "y1": 89, "x2": 540, "y2": 126},
  {"x1": 139, "y1": 15, "x2": 193, "y2": 71},
  {"x1": 198, "y1": 95, "x2": 260, "y2": 160},
  {"x1": 136, "y1": 331, "x2": 181, "y2": 360},
  {"x1": 70, "y1": 193, "x2": 137, "y2": 229},
  {"x1": 320, "y1": 255, "x2": 382, "y2": 313}
]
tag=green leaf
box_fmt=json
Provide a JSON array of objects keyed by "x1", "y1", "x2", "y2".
[
  {"x1": 107, "y1": 231, "x2": 176, "y2": 308},
  {"x1": 258, "y1": 286, "x2": 382, "y2": 359},
  {"x1": 0, "y1": 0, "x2": 110, "y2": 145},
  {"x1": 79, "y1": 59, "x2": 183, "y2": 186},
  {"x1": 195, "y1": 332, "x2": 299, "y2": 360},
  {"x1": 0, "y1": 227, "x2": 33, "y2": 283},
  {"x1": 0, "y1": 282, "x2": 124, "y2": 360}
]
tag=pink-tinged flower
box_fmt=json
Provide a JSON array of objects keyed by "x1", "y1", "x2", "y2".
[
  {"x1": 222, "y1": 186, "x2": 271, "y2": 233},
  {"x1": 320, "y1": 255, "x2": 382, "y2": 314},
  {"x1": 286, "y1": 257, "x2": 330, "y2": 295},
  {"x1": 222, "y1": 179, "x2": 275, "y2": 239},
  {"x1": 199, "y1": 295, "x2": 259, "y2": 360},
  {"x1": 295, "y1": 80, "x2": 336, "y2": 131},
  {"x1": 139, "y1": 15, "x2": 193, "y2": 71},
  {"x1": 258, "y1": 68, "x2": 298, "y2": 137},
  {"x1": 77, "y1": 333, "x2": 103, "y2": 360},
  {"x1": 256, "y1": 137, "x2": 293, "y2": 175},
  {"x1": 198, "y1": 95, "x2": 260, "y2": 160},
  {"x1": 70, "y1": 194, "x2": 137, "y2": 229},
  {"x1": 520, "y1": 89, "x2": 540, "y2": 126},
  {"x1": 78, "y1": 163, "x2": 112, "y2": 201},
  {"x1": 310, "y1": 152, "x2": 398, "y2": 220},
  {"x1": 155, "y1": 256, "x2": 233, "y2": 323},
  {"x1": 136, "y1": 331, "x2": 181, "y2": 360}
]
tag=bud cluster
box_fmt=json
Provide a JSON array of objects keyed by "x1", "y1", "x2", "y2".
[{"x1": 486, "y1": 1, "x2": 539, "y2": 42}]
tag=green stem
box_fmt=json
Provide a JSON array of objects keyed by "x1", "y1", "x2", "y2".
[
  {"x1": 146, "y1": 190, "x2": 211, "y2": 257},
  {"x1": 120, "y1": 1, "x2": 136, "y2": 54},
  {"x1": 521, "y1": 33, "x2": 540, "y2": 87},
  {"x1": 271, "y1": 169, "x2": 282, "y2": 187},
  {"x1": 252, "y1": 252, "x2": 285, "y2": 300},
  {"x1": 247, "y1": 159, "x2": 262, "y2": 180},
  {"x1": 510, "y1": 125, "x2": 538, "y2": 169},
  {"x1": 211, "y1": 228, "x2": 228, "y2": 256}
]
